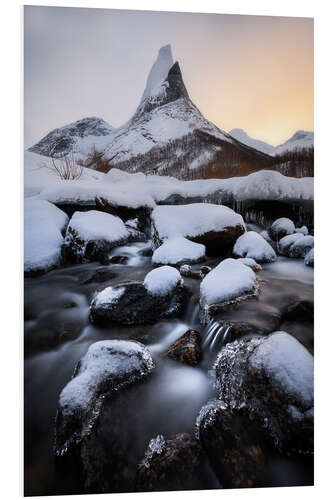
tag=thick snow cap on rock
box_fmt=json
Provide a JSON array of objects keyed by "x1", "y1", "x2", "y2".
[
  {"x1": 59, "y1": 340, "x2": 155, "y2": 416},
  {"x1": 295, "y1": 226, "x2": 309, "y2": 235},
  {"x1": 152, "y1": 236, "x2": 205, "y2": 265},
  {"x1": 249, "y1": 331, "x2": 314, "y2": 408},
  {"x1": 200, "y1": 258, "x2": 257, "y2": 306},
  {"x1": 233, "y1": 231, "x2": 276, "y2": 263},
  {"x1": 152, "y1": 203, "x2": 245, "y2": 241},
  {"x1": 289, "y1": 235, "x2": 314, "y2": 258},
  {"x1": 24, "y1": 198, "x2": 69, "y2": 273},
  {"x1": 67, "y1": 210, "x2": 129, "y2": 243},
  {"x1": 237, "y1": 257, "x2": 262, "y2": 272},
  {"x1": 144, "y1": 266, "x2": 183, "y2": 296},
  {"x1": 278, "y1": 233, "x2": 304, "y2": 255},
  {"x1": 270, "y1": 218, "x2": 295, "y2": 239},
  {"x1": 92, "y1": 286, "x2": 126, "y2": 309}
]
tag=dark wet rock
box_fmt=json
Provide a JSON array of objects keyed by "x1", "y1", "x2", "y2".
[
  {"x1": 179, "y1": 264, "x2": 202, "y2": 280},
  {"x1": 282, "y1": 300, "x2": 314, "y2": 323},
  {"x1": 139, "y1": 246, "x2": 153, "y2": 257},
  {"x1": 136, "y1": 433, "x2": 208, "y2": 492},
  {"x1": 54, "y1": 340, "x2": 155, "y2": 493},
  {"x1": 214, "y1": 332, "x2": 314, "y2": 456},
  {"x1": 268, "y1": 217, "x2": 295, "y2": 241},
  {"x1": 164, "y1": 329, "x2": 202, "y2": 366},
  {"x1": 95, "y1": 197, "x2": 152, "y2": 235},
  {"x1": 196, "y1": 400, "x2": 265, "y2": 488},
  {"x1": 200, "y1": 265, "x2": 212, "y2": 276},
  {"x1": 89, "y1": 280, "x2": 189, "y2": 326},
  {"x1": 108, "y1": 255, "x2": 129, "y2": 264}
]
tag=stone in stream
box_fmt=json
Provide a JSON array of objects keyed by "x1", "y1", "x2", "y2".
[
  {"x1": 164, "y1": 329, "x2": 202, "y2": 366},
  {"x1": 233, "y1": 231, "x2": 276, "y2": 263},
  {"x1": 179, "y1": 264, "x2": 202, "y2": 280},
  {"x1": 268, "y1": 217, "x2": 295, "y2": 241},
  {"x1": 196, "y1": 400, "x2": 266, "y2": 488},
  {"x1": 136, "y1": 433, "x2": 208, "y2": 492},
  {"x1": 89, "y1": 266, "x2": 189, "y2": 326},
  {"x1": 213, "y1": 331, "x2": 314, "y2": 456},
  {"x1": 288, "y1": 235, "x2": 314, "y2": 259},
  {"x1": 304, "y1": 248, "x2": 314, "y2": 267},
  {"x1": 108, "y1": 255, "x2": 129, "y2": 264},
  {"x1": 54, "y1": 340, "x2": 155, "y2": 493}
]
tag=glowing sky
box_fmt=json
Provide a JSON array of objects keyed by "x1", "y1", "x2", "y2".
[{"x1": 24, "y1": 6, "x2": 313, "y2": 148}]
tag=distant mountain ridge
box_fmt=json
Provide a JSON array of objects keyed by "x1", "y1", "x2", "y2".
[{"x1": 29, "y1": 45, "x2": 311, "y2": 180}]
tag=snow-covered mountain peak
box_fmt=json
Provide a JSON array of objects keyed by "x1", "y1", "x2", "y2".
[
  {"x1": 140, "y1": 44, "x2": 174, "y2": 104},
  {"x1": 229, "y1": 128, "x2": 274, "y2": 156},
  {"x1": 274, "y1": 130, "x2": 314, "y2": 156}
]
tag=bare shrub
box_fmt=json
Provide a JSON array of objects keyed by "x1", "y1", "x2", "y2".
[
  {"x1": 43, "y1": 153, "x2": 84, "y2": 180},
  {"x1": 85, "y1": 146, "x2": 120, "y2": 173}
]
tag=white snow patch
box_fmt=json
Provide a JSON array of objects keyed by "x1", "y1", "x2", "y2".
[
  {"x1": 200, "y1": 258, "x2": 257, "y2": 306},
  {"x1": 152, "y1": 236, "x2": 205, "y2": 265},
  {"x1": 233, "y1": 231, "x2": 276, "y2": 263},
  {"x1": 144, "y1": 266, "x2": 183, "y2": 296},
  {"x1": 278, "y1": 233, "x2": 304, "y2": 255},
  {"x1": 67, "y1": 210, "x2": 129, "y2": 243},
  {"x1": 289, "y1": 235, "x2": 314, "y2": 258},
  {"x1": 237, "y1": 257, "x2": 262, "y2": 271},
  {"x1": 270, "y1": 218, "x2": 295, "y2": 238},
  {"x1": 249, "y1": 331, "x2": 314, "y2": 407},
  {"x1": 93, "y1": 286, "x2": 125, "y2": 308},
  {"x1": 295, "y1": 226, "x2": 309, "y2": 235},
  {"x1": 24, "y1": 198, "x2": 69, "y2": 273}
]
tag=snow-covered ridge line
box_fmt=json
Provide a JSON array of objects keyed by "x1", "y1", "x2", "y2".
[{"x1": 32, "y1": 168, "x2": 313, "y2": 208}]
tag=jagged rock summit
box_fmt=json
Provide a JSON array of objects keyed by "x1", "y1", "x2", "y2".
[{"x1": 29, "y1": 45, "x2": 271, "y2": 179}]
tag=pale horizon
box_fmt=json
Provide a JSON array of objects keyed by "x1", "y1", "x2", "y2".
[{"x1": 24, "y1": 6, "x2": 313, "y2": 149}]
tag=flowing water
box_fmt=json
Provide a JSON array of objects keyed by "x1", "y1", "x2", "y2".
[{"x1": 24, "y1": 239, "x2": 314, "y2": 495}]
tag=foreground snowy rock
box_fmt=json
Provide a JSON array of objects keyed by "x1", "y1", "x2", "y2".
[
  {"x1": 196, "y1": 400, "x2": 265, "y2": 488},
  {"x1": 304, "y1": 248, "x2": 314, "y2": 267},
  {"x1": 55, "y1": 340, "x2": 155, "y2": 491},
  {"x1": 213, "y1": 331, "x2": 314, "y2": 455},
  {"x1": 24, "y1": 199, "x2": 69, "y2": 275},
  {"x1": 90, "y1": 267, "x2": 188, "y2": 325},
  {"x1": 200, "y1": 258, "x2": 259, "y2": 322},
  {"x1": 152, "y1": 203, "x2": 245, "y2": 255},
  {"x1": 63, "y1": 210, "x2": 130, "y2": 263},
  {"x1": 152, "y1": 236, "x2": 205, "y2": 265},
  {"x1": 233, "y1": 231, "x2": 276, "y2": 263},
  {"x1": 269, "y1": 217, "x2": 295, "y2": 240},
  {"x1": 289, "y1": 235, "x2": 314, "y2": 259}
]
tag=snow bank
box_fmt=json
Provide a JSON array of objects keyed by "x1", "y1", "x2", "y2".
[
  {"x1": 59, "y1": 340, "x2": 154, "y2": 416},
  {"x1": 152, "y1": 236, "x2": 205, "y2": 265},
  {"x1": 24, "y1": 198, "x2": 69, "y2": 273},
  {"x1": 233, "y1": 231, "x2": 276, "y2": 263},
  {"x1": 200, "y1": 258, "x2": 257, "y2": 306},
  {"x1": 289, "y1": 235, "x2": 314, "y2": 258},
  {"x1": 144, "y1": 266, "x2": 183, "y2": 296},
  {"x1": 152, "y1": 203, "x2": 245, "y2": 241},
  {"x1": 249, "y1": 331, "x2": 313, "y2": 407},
  {"x1": 66, "y1": 210, "x2": 129, "y2": 243}
]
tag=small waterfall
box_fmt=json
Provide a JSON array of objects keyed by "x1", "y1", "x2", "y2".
[{"x1": 202, "y1": 320, "x2": 232, "y2": 352}]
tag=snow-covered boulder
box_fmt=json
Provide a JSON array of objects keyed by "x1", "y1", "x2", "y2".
[
  {"x1": 233, "y1": 231, "x2": 276, "y2": 263},
  {"x1": 304, "y1": 248, "x2": 314, "y2": 267},
  {"x1": 24, "y1": 198, "x2": 69, "y2": 275},
  {"x1": 214, "y1": 332, "x2": 314, "y2": 455},
  {"x1": 278, "y1": 233, "x2": 304, "y2": 256},
  {"x1": 55, "y1": 340, "x2": 155, "y2": 491},
  {"x1": 268, "y1": 217, "x2": 295, "y2": 240},
  {"x1": 63, "y1": 210, "x2": 130, "y2": 263},
  {"x1": 196, "y1": 400, "x2": 265, "y2": 488},
  {"x1": 151, "y1": 203, "x2": 245, "y2": 255},
  {"x1": 237, "y1": 257, "x2": 262, "y2": 272},
  {"x1": 136, "y1": 433, "x2": 206, "y2": 492},
  {"x1": 90, "y1": 267, "x2": 188, "y2": 326},
  {"x1": 295, "y1": 225, "x2": 309, "y2": 235},
  {"x1": 289, "y1": 235, "x2": 314, "y2": 259},
  {"x1": 200, "y1": 258, "x2": 259, "y2": 322},
  {"x1": 152, "y1": 236, "x2": 205, "y2": 265}
]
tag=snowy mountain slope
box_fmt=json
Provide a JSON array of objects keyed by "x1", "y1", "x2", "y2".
[
  {"x1": 229, "y1": 129, "x2": 275, "y2": 155},
  {"x1": 274, "y1": 130, "x2": 314, "y2": 156},
  {"x1": 29, "y1": 45, "x2": 270, "y2": 180},
  {"x1": 229, "y1": 128, "x2": 314, "y2": 157}
]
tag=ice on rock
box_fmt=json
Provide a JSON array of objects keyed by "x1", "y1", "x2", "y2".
[
  {"x1": 151, "y1": 203, "x2": 245, "y2": 241},
  {"x1": 237, "y1": 257, "x2": 262, "y2": 272},
  {"x1": 233, "y1": 231, "x2": 276, "y2": 263},
  {"x1": 66, "y1": 210, "x2": 129, "y2": 243},
  {"x1": 295, "y1": 226, "x2": 309, "y2": 235},
  {"x1": 249, "y1": 332, "x2": 314, "y2": 408},
  {"x1": 24, "y1": 198, "x2": 69, "y2": 274},
  {"x1": 152, "y1": 236, "x2": 205, "y2": 265},
  {"x1": 144, "y1": 266, "x2": 183, "y2": 296},
  {"x1": 139, "y1": 435, "x2": 166, "y2": 468},
  {"x1": 304, "y1": 248, "x2": 314, "y2": 267},
  {"x1": 278, "y1": 233, "x2": 304, "y2": 256},
  {"x1": 289, "y1": 235, "x2": 314, "y2": 259},
  {"x1": 59, "y1": 340, "x2": 155, "y2": 417},
  {"x1": 200, "y1": 258, "x2": 258, "y2": 307}
]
